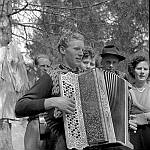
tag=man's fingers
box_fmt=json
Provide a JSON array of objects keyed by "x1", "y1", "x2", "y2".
[
  {"x1": 130, "y1": 114, "x2": 136, "y2": 120},
  {"x1": 129, "y1": 119, "x2": 137, "y2": 125},
  {"x1": 59, "y1": 96, "x2": 75, "y2": 114},
  {"x1": 65, "y1": 102, "x2": 76, "y2": 114},
  {"x1": 67, "y1": 97, "x2": 75, "y2": 107},
  {"x1": 129, "y1": 119, "x2": 137, "y2": 131},
  {"x1": 65, "y1": 108, "x2": 74, "y2": 114},
  {"x1": 68, "y1": 105, "x2": 75, "y2": 112},
  {"x1": 130, "y1": 125, "x2": 137, "y2": 131},
  {"x1": 69, "y1": 97, "x2": 75, "y2": 103},
  {"x1": 68, "y1": 101, "x2": 75, "y2": 108}
]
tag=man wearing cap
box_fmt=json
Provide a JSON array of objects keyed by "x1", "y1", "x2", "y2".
[
  {"x1": 100, "y1": 45, "x2": 128, "y2": 80},
  {"x1": 99, "y1": 45, "x2": 132, "y2": 150}
]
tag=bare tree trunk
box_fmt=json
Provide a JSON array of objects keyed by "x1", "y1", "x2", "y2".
[
  {"x1": 0, "y1": 0, "x2": 13, "y2": 150},
  {"x1": 0, "y1": 120, "x2": 14, "y2": 150}
]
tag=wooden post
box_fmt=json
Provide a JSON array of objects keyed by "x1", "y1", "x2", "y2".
[
  {"x1": 0, "y1": 0, "x2": 12, "y2": 47},
  {"x1": 0, "y1": 0, "x2": 13, "y2": 150}
]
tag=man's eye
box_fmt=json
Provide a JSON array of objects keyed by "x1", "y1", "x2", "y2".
[
  {"x1": 39, "y1": 65, "x2": 50, "y2": 68},
  {"x1": 40, "y1": 65, "x2": 44, "y2": 67},
  {"x1": 90, "y1": 63, "x2": 95, "y2": 66},
  {"x1": 113, "y1": 61, "x2": 117, "y2": 64},
  {"x1": 106, "y1": 61, "x2": 110, "y2": 65},
  {"x1": 74, "y1": 47, "x2": 82, "y2": 51},
  {"x1": 83, "y1": 62, "x2": 89, "y2": 64}
]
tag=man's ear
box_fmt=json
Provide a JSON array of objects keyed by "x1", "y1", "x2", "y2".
[{"x1": 59, "y1": 46, "x2": 66, "y2": 55}]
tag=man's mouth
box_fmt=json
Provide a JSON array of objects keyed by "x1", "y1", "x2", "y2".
[
  {"x1": 76, "y1": 58, "x2": 82, "y2": 62},
  {"x1": 107, "y1": 68, "x2": 114, "y2": 71}
]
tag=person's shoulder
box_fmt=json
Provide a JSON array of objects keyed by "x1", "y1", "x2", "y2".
[
  {"x1": 50, "y1": 64, "x2": 60, "y2": 70},
  {"x1": 46, "y1": 64, "x2": 67, "y2": 81},
  {"x1": 144, "y1": 84, "x2": 150, "y2": 97},
  {"x1": 46, "y1": 64, "x2": 60, "y2": 75},
  {"x1": 37, "y1": 73, "x2": 52, "y2": 83},
  {"x1": 146, "y1": 83, "x2": 150, "y2": 90}
]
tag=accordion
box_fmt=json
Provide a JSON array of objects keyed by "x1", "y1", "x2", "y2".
[{"x1": 59, "y1": 68, "x2": 133, "y2": 150}]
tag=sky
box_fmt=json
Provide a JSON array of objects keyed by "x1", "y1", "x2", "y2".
[{"x1": 12, "y1": 0, "x2": 41, "y2": 64}]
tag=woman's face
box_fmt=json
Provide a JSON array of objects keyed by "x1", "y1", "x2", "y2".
[
  {"x1": 81, "y1": 56, "x2": 95, "y2": 70},
  {"x1": 134, "y1": 61, "x2": 149, "y2": 83}
]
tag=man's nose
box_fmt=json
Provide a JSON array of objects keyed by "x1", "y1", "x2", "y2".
[
  {"x1": 43, "y1": 67, "x2": 47, "y2": 71},
  {"x1": 78, "y1": 49, "x2": 83, "y2": 57},
  {"x1": 110, "y1": 63, "x2": 114, "y2": 68},
  {"x1": 87, "y1": 63, "x2": 91, "y2": 69},
  {"x1": 44, "y1": 66, "x2": 50, "y2": 71}
]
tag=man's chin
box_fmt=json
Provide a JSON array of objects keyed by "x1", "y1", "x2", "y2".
[
  {"x1": 75, "y1": 62, "x2": 81, "y2": 67},
  {"x1": 106, "y1": 68, "x2": 115, "y2": 72}
]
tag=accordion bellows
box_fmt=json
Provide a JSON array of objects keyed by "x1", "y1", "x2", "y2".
[{"x1": 59, "y1": 68, "x2": 132, "y2": 150}]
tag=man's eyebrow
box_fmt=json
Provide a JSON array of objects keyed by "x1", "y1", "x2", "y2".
[
  {"x1": 136, "y1": 66, "x2": 148, "y2": 68},
  {"x1": 74, "y1": 46, "x2": 82, "y2": 49}
]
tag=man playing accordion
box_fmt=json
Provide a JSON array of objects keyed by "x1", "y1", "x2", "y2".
[
  {"x1": 97, "y1": 45, "x2": 132, "y2": 150},
  {"x1": 15, "y1": 31, "x2": 84, "y2": 150},
  {"x1": 61, "y1": 45, "x2": 132, "y2": 150},
  {"x1": 15, "y1": 36, "x2": 132, "y2": 150}
]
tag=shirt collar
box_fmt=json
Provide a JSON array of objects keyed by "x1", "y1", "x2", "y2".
[{"x1": 59, "y1": 63, "x2": 80, "y2": 73}]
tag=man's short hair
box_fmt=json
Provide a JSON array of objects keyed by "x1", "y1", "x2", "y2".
[
  {"x1": 34, "y1": 54, "x2": 50, "y2": 66},
  {"x1": 58, "y1": 31, "x2": 84, "y2": 51}
]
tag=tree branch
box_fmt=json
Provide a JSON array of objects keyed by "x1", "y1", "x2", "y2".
[
  {"x1": 13, "y1": 22, "x2": 63, "y2": 32},
  {"x1": 0, "y1": 0, "x2": 5, "y2": 17},
  {"x1": 131, "y1": 40, "x2": 145, "y2": 52},
  {"x1": 29, "y1": 0, "x2": 110, "y2": 10},
  {"x1": 12, "y1": 32, "x2": 32, "y2": 41},
  {"x1": 10, "y1": 1, "x2": 28, "y2": 16}
]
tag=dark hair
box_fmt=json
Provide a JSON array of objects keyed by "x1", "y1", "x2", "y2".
[
  {"x1": 34, "y1": 54, "x2": 50, "y2": 66},
  {"x1": 128, "y1": 55, "x2": 149, "y2": 78},
  {"x1": 82, "y1": 46, "x2": 95, "y2": 59}
]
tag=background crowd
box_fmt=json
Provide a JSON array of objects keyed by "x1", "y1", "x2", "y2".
[
  {"x1": 0, "y1": 0, "x2": 149, "y2": 150},
  {"x1": 1, "y1": 31, "x2": 149, "y2": 150}
]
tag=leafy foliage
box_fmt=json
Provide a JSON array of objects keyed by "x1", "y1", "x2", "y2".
[{"x1": 10, "y1": 0, "x2": 149, "y2": 64}]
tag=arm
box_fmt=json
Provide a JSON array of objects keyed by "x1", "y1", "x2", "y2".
[
  {"x1": 15, "y1": 73, "x2": 75, "y2": 118},
  {"x1": 15, "y1": 73, "x2": 53, "y2": 117},
  {"x1": 128, "y1": 87, "x2": 138, "y2": 131},
  {"x1": 128, "y1": 86, "x2": 150, "y2": 131}
]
